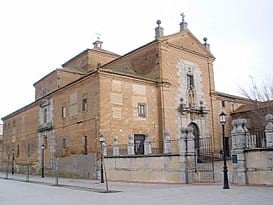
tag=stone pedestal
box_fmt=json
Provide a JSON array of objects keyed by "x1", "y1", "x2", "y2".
[
  {"x1": 144, "y1": 134, "x2": 152, "y2": 155},
  {"x1": 179, "y1": 127, "x2": 195, "y2": 184},
  {"x1": 128, "y1": 134, "x2": 135, "y2": 155},
  {"x1": 113, "y1": 136, "x2": 119, "y2": 156},
  {"x1": 102, "y1": 142, "x2": 107, "y2": 156},
  {"x1": 163, "y1": 130, "x2": 172, "y2": 154},
  {"x1": 231, "y1": 119, "x2": 247, "y2": 185}
]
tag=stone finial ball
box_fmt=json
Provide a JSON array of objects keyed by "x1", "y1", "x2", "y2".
[
  {"x1": 241, "y1": 119, "x2": 247, "y2": 126},
  {"x1": 156, "y1": 20, "x2": 161, "y2": 25},
  {"x1": 265, "y1": 114, "x2": 273, "y2": 122},
  {"x1": 232, "y1": 119, "x2": 238, "y2": 128},
  {"x1": 203, "y1": 37, "x2": 207, "y2": 42},
  {"x1": 181, "y1": 127, "x2": 187, "y2": 133}
]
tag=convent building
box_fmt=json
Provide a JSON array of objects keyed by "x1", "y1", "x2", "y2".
[{"x1": 1, "y1": 14, "x2": 252, "y2": 179}]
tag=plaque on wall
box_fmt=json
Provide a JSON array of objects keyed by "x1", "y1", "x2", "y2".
[
  {"x1": 267, "y1": 153, "x2": 273, "y2": 168},
  {"x1": 232, "y1": 155, "x2": 238, "y2": 163}
]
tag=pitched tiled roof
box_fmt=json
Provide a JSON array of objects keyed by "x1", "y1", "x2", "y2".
[{"x1": 232, "y1": 100, "x2": 273, "y2": 114}]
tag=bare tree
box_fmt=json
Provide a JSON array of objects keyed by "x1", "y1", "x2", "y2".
[
  {"x1": 238, "y1": 76, "x2": 273, "y2": 101},
  {"x1": 235, "y1": 76, "x2": 273, "y2": 147}
]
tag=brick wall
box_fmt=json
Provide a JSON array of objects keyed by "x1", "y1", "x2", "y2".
[{"x1": 103, "y1": 42, "x2": 160, "y2": 80}]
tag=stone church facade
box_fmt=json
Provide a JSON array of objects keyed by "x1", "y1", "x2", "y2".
[{"x1": 1, "y1": 15, "x2": 251, "y2": 179}]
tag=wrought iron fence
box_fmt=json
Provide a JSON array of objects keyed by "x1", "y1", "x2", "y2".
[
  {"x1": 246, "y1": 129, "x2": 266, "y2": 149},
  {"x1": 104, "y1": 136, "x2": 214, "y2": 159}
]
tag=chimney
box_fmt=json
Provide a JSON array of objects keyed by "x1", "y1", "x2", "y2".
[
  {"x1": 93, "y1": 40, "x2": 103, "y2": 49},
  {"x1": 180, "y1": 13, "x2": 188, "y2": 32},
  {"x1": 203, "y1": 37, "x2": 210, "y2": 50},
  {"x1": 155, "y1": 20, "x2": 164, "y2": 39}
]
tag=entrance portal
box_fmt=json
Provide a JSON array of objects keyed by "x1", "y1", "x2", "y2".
[{"x1": 188, "y1": 123, "x2": 200, "y2": 160}]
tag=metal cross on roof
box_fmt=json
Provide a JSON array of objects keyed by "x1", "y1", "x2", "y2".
[
  {"x1": 95, "y1": 32, "x2": 101, "y2": 40},
  {"x1": 181, "y1": 13, "x2": 185, "y2": 22}
]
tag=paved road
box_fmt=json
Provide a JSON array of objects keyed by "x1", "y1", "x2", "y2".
[{"x1": 0, "y1": 173, "x2": 273, "y2": 205}]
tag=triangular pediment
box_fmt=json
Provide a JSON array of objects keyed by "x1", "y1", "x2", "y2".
[{"x1": 160, "y1": 30, "x2": 215, "y2": 58}]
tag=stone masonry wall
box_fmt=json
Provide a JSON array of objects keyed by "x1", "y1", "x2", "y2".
[
  {"x1": 57, "y1": 153, "x2": 97, "y2": 178},
  {"x1": 104, "y1": 156, "x2": 181, "y2": 183},
  {"x1": 245, "y1": 149, "x2": 273, "y2": 185}
]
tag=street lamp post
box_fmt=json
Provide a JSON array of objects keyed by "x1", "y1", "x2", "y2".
[
  {"x1": 11, "y1": 149, "x2": 15, "y2": 175},
  {"x1": 99, "y1": 135, "x2": 104, "y2": 183},
  {"x1": 219, "y1": 111, "x2": 230, "y2": 189},
  {"x1": 41, "y1": 144, "x2": 45, "y2": 178}
]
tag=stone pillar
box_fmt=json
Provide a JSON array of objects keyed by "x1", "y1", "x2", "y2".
[
  {"x1": 102, "y1": 142, "x2": 107, "y2": 156},
  {"x1": 128, "y1": 134, "x2": 135, "y2": 155},
  {"x1": 231, "y1": 119, "x2": 247, "y2": 185},
  {"x1": 155, "y1": 20, "x2": 164, "y2": 39},
  {"x1": 186, "y1": 127, "x2": 196, "y2": 183},
  {"x1": 113, "y1": 136, "x2": 119, "y2": 156},
  {"x1": 179, "y1": 128, "x2": 188, "y2": 183},
  {"x1": 163, "y1": 130, "x2": 172, "y2": 154},
  {"x1": 144, "y1": 133, "x2": 152, "y2": 155},
  {"x1": 265, "y1": 114, "x2": 273, "y2": 147},
  {"x1": 179, "y1": 127, "x2": 195, "y2": 183}
]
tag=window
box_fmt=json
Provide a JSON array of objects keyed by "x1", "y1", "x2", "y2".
[
  {"x1": 43, "y1": 108, "x2": 48, "y2": 123},
  {"x1": 43, "y1": 136, "x2": 48, "y2": 148},
  {"x1": 221, "y1": 100, "x2": 226, "y2": 108},
  {"x1": 82, "y1": 98, "x2": 88, "y2": 111},
  {"x1": 16, "y1": 144, "x2": 20, "y2": 157},
  {"x1": 138, "y1": 103, "x2": 146, "y2": 117},
  {"x1": 83, "y1": 136, "x2": 88, "y2": 155},
  {"x1": 62, "y1": 138, "x2": 67, "y2": 149},
  {"x1": 27, "y1": 143, "x2": 31, "y2": 157},
  {"x1": 61, "y1": 106, "x2": 66, "y2": 118},
  {"x1": 187, "y1": 74, "x2": 194, "y2": 89},
  {"x1": 42, "y1": 88, "x2": 48, "y2": 96}
]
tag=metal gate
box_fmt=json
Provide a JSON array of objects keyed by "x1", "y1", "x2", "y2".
[{"x1": 194, "y1": 137, "x2": 215, "y2": 182}]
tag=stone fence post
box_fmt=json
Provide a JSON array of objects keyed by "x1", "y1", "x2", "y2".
[
  {"x1": 231, "y1": 119, "x2": 247, "y2": 185},
  {"x1": 113, "y1": 136, "x2": 119, "y2": 156},
  {"x1": 163, "y1": 130, "x2": 172, "y2": 154},
  {"x1": 144, "y1": 133, "x2": 152, "y2": 155},
  {"x1": 179, "y1": 127, "x2": 195, "y2": 184},
  {"x1": 102, "y1": 142, "x2": 107, "y2": 156},
  {"x1": 186, "y1": 127, "x2": 196, "y2": 183},
  {"x1": 128, "y1": 134, "x2": 135, "y2": 155},
  {"x1": 265, "y1": 114, "x2": 273, "y2": 147},
  {"x1": 179, "y1": 128, "x2": 187, "y2": 183}
]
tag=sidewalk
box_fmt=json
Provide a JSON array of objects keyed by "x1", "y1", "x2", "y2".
[
  {"x1": 1, "y1": 172, "x2": 273, "y2": 205},
  {"x1": 0, "y1": 171, "x2": 110, "y2": 192}
]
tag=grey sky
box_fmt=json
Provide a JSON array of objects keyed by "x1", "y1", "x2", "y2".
[{"x1": 0, "y1": 0, "x2": 272, "y2": 122}]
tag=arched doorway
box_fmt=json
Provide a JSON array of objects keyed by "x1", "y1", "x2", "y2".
[{"x1": 188, "y1": 122, "x2": 200, "y2": 160}]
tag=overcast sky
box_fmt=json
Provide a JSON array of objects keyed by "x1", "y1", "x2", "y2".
[{"x1": 0, "y1": 0, "x2": 272, "y2": 122}]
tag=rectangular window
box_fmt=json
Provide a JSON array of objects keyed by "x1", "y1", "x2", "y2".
[
  {"x1": 83, "y1": 136, "x2": 88, "y2": 155},
  {"x1": 16, "y1": 144, "x2": 20, "y2": 157},
  {"x1": 221, "y1": 100, "x2": 226, "y2": 108},
  {"x1": 61, "y1": 106, "x2": 66, "y2": 118},
  {"x1": 62, "y1": 138, "x2": 67, "y2": 149},
  {"x1": 44, "y1": 136, "x2": 48, "y2": 148},
  {"x1": 82, "y1": 98, "x2": 88, "y2": 111},
  {"x1": 43, "y1": 108, "x2": 48, "y2": 123},
  {"x1": 138, "y1": 103, "x2": 146, "y2": 117},
  {"x1": 187, "y1": 74, "x2": 194, "y2": 89},
  {"x1": 27, "y1": 143, "x2": 31, "y2": 157}
]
